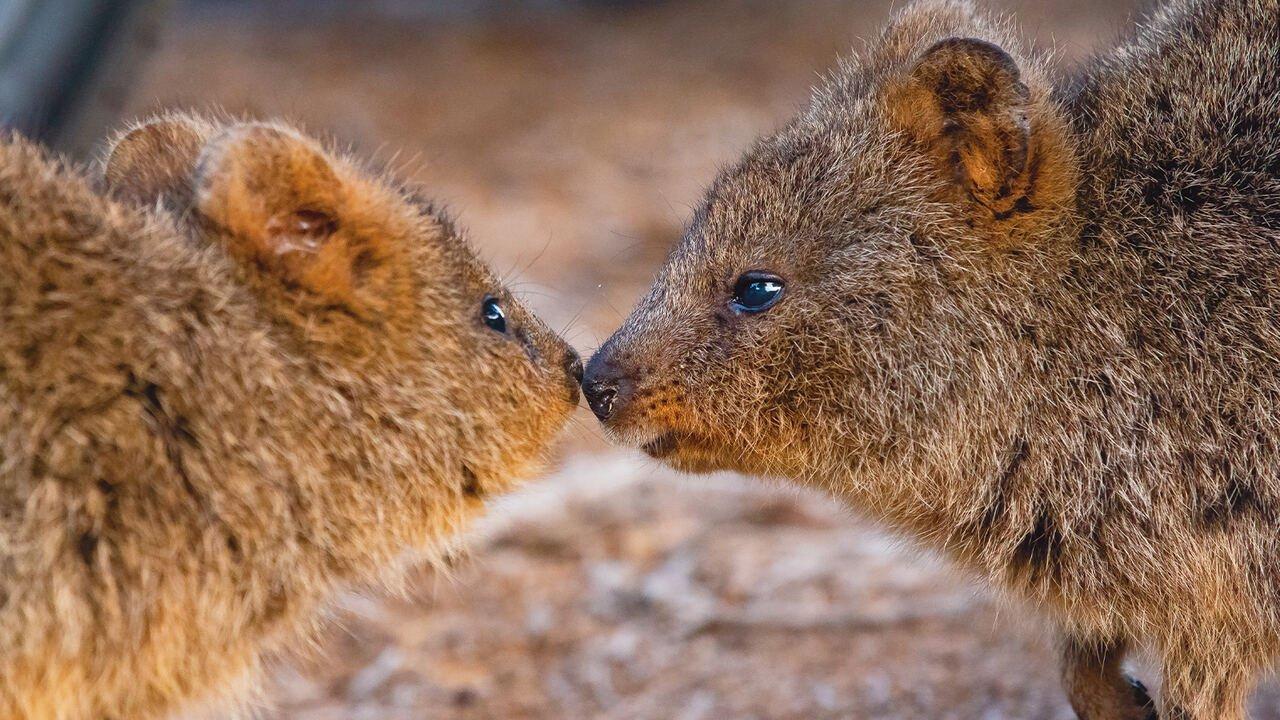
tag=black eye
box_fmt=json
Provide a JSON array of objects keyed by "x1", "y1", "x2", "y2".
[
  {"x1": 730, "y1": 272, "x2": 785, "y2": 313},
  {"x1": 481, "y1": 296, "x2": 507, "y2": 333}
]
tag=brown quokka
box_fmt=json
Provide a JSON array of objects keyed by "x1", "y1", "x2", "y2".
[
  {"x1": 0, "y1": 114, "x2": 581, "y2": 719},
  {"x1": 584, "y1": 0, "x2": 1280, "y2": 717}
]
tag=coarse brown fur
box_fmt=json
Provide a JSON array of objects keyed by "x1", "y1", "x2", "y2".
[
  {"x1": 0, "y1": 113, "x2": 581, "y2": 719},
  {"x1": 584, "y1": 0, "x2": 1280, "y2": 717}
]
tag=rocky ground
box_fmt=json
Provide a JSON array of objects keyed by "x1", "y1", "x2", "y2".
[{"x1": 126, "y1": 1, "x2": 1280, "y2": 717}]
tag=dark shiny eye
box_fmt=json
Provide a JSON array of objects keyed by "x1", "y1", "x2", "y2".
[
  {"x1": 481, "y1": 296, "x2": 507, "y2": 333},
  {"x1": 730, "y1": 272, "x2": 785, "y2": 313}
]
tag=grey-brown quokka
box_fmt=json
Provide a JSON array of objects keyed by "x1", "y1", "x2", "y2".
[
  {"x1": 0, "y1": 114, "x2": 581, "y2": 719},
  {"x1": 583, "y1": 0, "x2": 1280, "y2": 717}
]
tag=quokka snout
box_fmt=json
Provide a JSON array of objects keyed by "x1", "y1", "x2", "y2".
[
  {"x1": 0, "y1": 113, "x2": 580, "y2": 719},
  {"x1": 584, "y1": 0, "x2": 1280, "y2": 717}
]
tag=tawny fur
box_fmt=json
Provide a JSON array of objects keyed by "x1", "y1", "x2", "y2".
[
  {"x1": 585, "y1": 1, "x2": 1280, "y2": 718},
  {"x1": 0, "y1": 114, "x2": 580, "y2": 719}
]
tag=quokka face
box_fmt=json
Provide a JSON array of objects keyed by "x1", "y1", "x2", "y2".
[
  {"x1": 584, "y1": 81, "x2": 938, "y2": 479},
  {"x1": 104, "y1": 114, "x2": 582, "y2": 501},
  {"x1": 582, "y1": 2, "x2": 1076, "y2": 486},
  {"x1": 582, "y1": 123, "x2": 938, "y2": 479}
]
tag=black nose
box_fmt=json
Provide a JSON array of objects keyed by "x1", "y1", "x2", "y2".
[
  {"x1": 582, "y1": 354, "x2": 629, "y2": 422},
  {"x1": 584, "y1": 380, "x2": 617, "y2": 421},
  {"x1": 564, "y1": 350, "x2": 584, "y2": 385},
  {"x1": 560, "y1": 349, "x2": 583, "y2": 404}
]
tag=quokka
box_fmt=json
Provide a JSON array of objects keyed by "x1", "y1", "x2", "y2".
[
  {"x1": 0, "y1": 114, "x2": 581, "y2": 719},
  {"x1": 584, "y1": 0, "x2": 1280, "y2": 717}
]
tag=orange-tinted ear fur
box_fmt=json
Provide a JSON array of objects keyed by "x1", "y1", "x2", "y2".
[
  {"x1": 193, "y1": 124, "x2": 382, "y2": 312},
  {"x1": 102, "y1": 115, "x2": 219, "y2": 209},
  {"x1": 890, "y1": 37, "x2": 1034, "y2": 217}
]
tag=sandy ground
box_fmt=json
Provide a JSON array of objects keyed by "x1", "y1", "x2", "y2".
[{"x1": 122, "y1": 1, "x2": 1280, "y2": 717}]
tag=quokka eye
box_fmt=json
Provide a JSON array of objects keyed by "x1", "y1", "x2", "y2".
[
  {"x1": 481, "y1": 296, "x2": 507, "y2": 333},
  {"x1": 730, "y1": 272, "x2": 785, "y2": 314}
]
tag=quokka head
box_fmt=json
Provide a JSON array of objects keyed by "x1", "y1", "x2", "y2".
[
  {"x1": 584, "y1": 1, "x2": 1079, "y2": 484},
  {"x1": 101, "y1": 113, "x2": 582, "y2": 500}
]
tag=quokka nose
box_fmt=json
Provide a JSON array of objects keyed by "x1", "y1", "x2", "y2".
[
  {"x1": 582, "y1": 354, "x2": 630, "y2": 422},
  {"x1": 559, "y1": 349, "x2": 584, "y2": 405},
  {"x1": 564, "y1": 351, "x2": 584, "y2": 385},
  {"x1": 583, "y1": 380, "x2": 617, "y2": 421}
]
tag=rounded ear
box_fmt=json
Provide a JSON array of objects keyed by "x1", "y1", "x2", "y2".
[
  {"x1": 193, "y1": 124, "x2": 372, "y2": 309},
  {"x1": 102, "y1": 115, "x2": 218, "y2": 209},
  {"x1": 889, "y1": 37, "x2": 1033, "y2": 216}
]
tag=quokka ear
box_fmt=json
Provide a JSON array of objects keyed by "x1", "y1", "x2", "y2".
[
  {"x1": 890, "y1": 37, "x2": 1034, "y2": 217},
  {"x1": 193, "y1": 124, "x2": 372, "y2": 309},
  {"x1": 102, "y1": 115, "x2": 217, "y2": 209}
]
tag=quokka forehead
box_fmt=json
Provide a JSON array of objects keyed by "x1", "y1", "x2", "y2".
[{"x1": 701, "y1": 143, "x2": 921, "y2": 242}]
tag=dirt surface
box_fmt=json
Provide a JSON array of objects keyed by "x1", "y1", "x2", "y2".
[{"x1": 124, "y1": 1, "x2": 1280, "y2": 717}]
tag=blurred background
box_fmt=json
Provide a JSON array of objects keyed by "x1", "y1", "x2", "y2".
[{"x1": 6, "y1": 1, "x2": 1277, "y2": 718}]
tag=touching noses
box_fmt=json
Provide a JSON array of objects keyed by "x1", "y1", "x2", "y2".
[
  {"x1": 581, "y1": 350, "x2": 631, "y2": 422},
  {"x1": 562, "y1": 348, "x2": 584, "y2": 404},
  {"x1": 565, "y1": 350, "x2": 584, "y2": 384}
]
